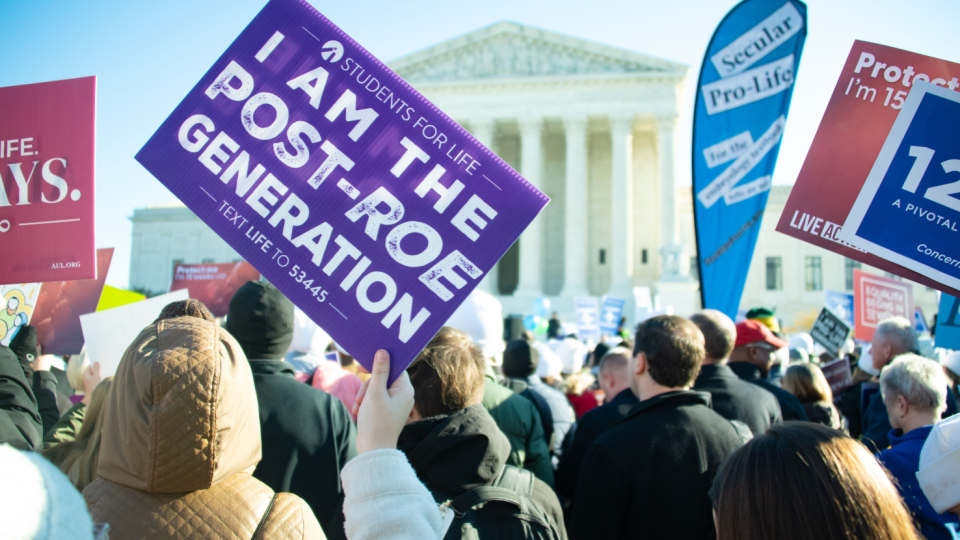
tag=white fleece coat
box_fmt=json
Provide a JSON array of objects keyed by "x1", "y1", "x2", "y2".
[{"x1": 341, "y1": 449, "x2": 445, "y2": 540}]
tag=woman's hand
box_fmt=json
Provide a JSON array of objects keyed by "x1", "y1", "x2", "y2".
[
  {"x1": 352, "y1": 350, "x2": 415, "y2": 454},
  {"x1": 81, "y1": 362, "x2": 102, "y2": 405}
]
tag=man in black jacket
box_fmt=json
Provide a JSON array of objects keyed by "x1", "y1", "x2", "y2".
[
  {"x1": 728, "y1": 320, "x2": 809, "y2": 422},
  {"x1": 690, "y1": 310, "x2": 782, "y2": 436},
  {"x1": 227, "y1": 281, "x2": 357, "y2": 540},
  {"x1": 555, "y1": 348, "x2": 637, "y2": 501},
  {"x1": 569, "y1": 316, "x2": 746, "y2": 540},
  {"x1": 401, "y1": 326, "x2": 566, "y2": 539}
]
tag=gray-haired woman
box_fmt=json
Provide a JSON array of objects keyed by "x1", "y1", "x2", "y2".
[{"x1": 876, "y1": 354, "x2": 960, "y2": 539}]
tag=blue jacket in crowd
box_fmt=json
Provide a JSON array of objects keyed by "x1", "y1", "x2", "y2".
[
  {"x1": 876, "y1": 426, "x2": 960, "y2": 540},
  {"x1": 863, "y1": 389, "x2": 957, "y2": 452}
]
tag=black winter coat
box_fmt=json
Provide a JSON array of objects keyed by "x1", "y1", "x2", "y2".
[
  {"x1": 249, "y1": 360, "x2": 357, "y2": 540},
  {"x1": 0, "y1": 347, "x2": 42, "y2": 450},
  {"x1": 397, "y1": 404, "x2": 566, "y2": 537},
  {"x1": 728, "y1": 362, "x2": 809, "y2": 421},
  {"x1": 694, "y1": 364, "x2": 782, "y2": 436},
  {"x1": 555, "y1": 388, "x2": 638, "y2": 501},
  {"x1": 569, "y1": 391, "x2": 745, "y2": 540}
]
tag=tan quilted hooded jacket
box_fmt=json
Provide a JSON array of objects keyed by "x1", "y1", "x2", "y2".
[{"x1": 82, "y1": 316, "x2": 325, "y2": 539}]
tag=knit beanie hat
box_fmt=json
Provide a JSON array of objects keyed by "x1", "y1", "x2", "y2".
[
  {"x1": 746, "y1": 307, "x2": 780, "y2": 333},
  {"x1": 534, "y1": 341, "x2": 563, "y2": 379},
  {"x1": 0, "y1": 444, "x2": 94, "y2": 539},
  {"x1": 444, "y1": 290, "x2": 505, "y2": 362},
  {"x1": 502, "y1": 340, "x2": 537, "y2": 378},
  {"x1": 556, "y1": 337, "x2": 588, "y2": 375},
  {"x1": 917, "y1": 414, "x2": 960, "y2": 513},
  {"x1": 226, "y1": 281, "x2": 294, "y2": 360}
]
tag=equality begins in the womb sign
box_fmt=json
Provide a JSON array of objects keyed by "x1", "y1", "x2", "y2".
[
  {"x1": 0, "y1": 77, "x2": 97, "y2": 284},
  {"x1": 136, "y1": 0, "x2": 548, "y2": 382}
]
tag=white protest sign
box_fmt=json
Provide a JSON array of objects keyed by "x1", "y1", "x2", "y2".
[{"x1": 79, "y1": 289, "x2": 189, "y2": 377}]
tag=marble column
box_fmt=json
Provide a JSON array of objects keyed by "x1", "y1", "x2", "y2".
[
  {"x1": 561, "y1": 114, "x2": 589, "y2": 297},
  {"x1": 609, "y1": 114, "x2": 635, "y2": 297},
  {"x1": 657, "y1": 113, "x2": 684, "y2": 278},
  {"x1": 515, "y1": 117, "x2": 543, "y2": 297},
  {"x1": 470, "y1": 118, "x2": 498, "y2": 295}
]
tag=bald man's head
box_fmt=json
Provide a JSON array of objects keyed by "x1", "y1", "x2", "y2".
[
  {"x1": 598, "y1": 347, "x2": 632, "y2": 401},
  {"x1": 689, "y1": 309, "x2": 736, "y2": 364}
]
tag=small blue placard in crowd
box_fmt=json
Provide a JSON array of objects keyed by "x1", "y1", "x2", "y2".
[
  {"x1": 599, "y1": 297, "x2": 625, "y2": 337},
  {"x1": 574, "y1": 297, "x2": 600, "y2": 342}
]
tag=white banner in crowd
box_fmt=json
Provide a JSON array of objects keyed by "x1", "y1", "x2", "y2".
[{"x1": 79, "y1": 289, "x2": 190, "y2": 377}]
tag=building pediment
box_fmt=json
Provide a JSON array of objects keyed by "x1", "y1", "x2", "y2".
[{"x1": 389, "y1": 21, "x2": 687, "y2": 83}]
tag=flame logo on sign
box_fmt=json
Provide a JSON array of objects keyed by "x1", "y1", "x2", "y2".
[{"x1": 321, "y1": 40, "x2": 343, "y2": 63}]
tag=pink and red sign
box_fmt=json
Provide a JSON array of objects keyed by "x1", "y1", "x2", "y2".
[
  {"x1": 32, "y1": 248, "x2": 113, "y2": 355},
  {"x1": 776, "y1": 41, "x2": 960, "y2": 297},
  {"x1": 0, "y1": 76, "x2": 97, "y2": 285},
  {"x1": 853, "y1": 269, "x2": 913, "y2": 341},
  {"x1": 169, "y1": 262, "x2": 260, "y2": 317}
]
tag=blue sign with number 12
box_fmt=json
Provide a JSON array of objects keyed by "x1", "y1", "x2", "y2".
[{"x1": 841, "y1": 81, "x2": 960, "y2": 293}]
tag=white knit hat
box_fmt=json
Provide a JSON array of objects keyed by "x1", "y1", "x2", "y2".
[
  {"x1": 858, "y1": 345, "x2": 881, "y2": 377},
  {"x1": 918, "y1": 414, "x2": 960, "y2": 514},
  {"x1": 533, "y1": 342, "x2": 563, "y2": 379},
  {"x1": 0, "y1": 444, "x2": 94, "y2": 539},
  {"x1": 943, "y1": 351, "x2": 960, "y2": 378},
  {"x1": 555, "y1": 337, "x2": 588, "y2": 375},
  {"x1": 444, "y1": 289, "x2": 505, "y2": 362},
  {"x1": 789, "y1": 333, "x2": 815, "y2": 355}
]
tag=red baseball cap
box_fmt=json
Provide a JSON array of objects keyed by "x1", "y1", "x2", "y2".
[{"x1": 734, "y1": 320, "x2": 788, "y2": 349}]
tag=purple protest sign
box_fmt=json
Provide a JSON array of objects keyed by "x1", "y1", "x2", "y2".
[{"x1": 136, "y1": 0, "x2": 548, "y2": 383}]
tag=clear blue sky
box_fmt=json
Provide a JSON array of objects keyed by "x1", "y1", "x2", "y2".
[{"x1": 2, "y1": 0, "x2": 958, "y2": 288}]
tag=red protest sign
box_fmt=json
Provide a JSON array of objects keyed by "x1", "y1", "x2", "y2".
[
  {"x1": 169, "y1": 262, "x2": 260, "y2": 317},
  {"x1": 776, "y1": 41, "x2": 960, "y2": 296},
  {"x1": 0, "y1": 77, "x2": 97, "y2": 285},
  {"x1": 853, "y1": 269, "x2": 913, "y2": 341},
  {"x1": 32, "y1": 248, "x2": 113, "y2": 355}
]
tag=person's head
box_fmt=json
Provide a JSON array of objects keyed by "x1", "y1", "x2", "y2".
[
  {"x1": 746, "y1": 307, "x2": 780, "y2": 333},
  {"x1": 729, "y1": 320, "x2": 788, "y2": 377},
  {"x1": 155, "y1": 299, "x2": 214, "y2": 323},
  {"x1": 41, "y1": 377, "x2": 114, "y2": 491},
  {"x1": 97, "y1": 314, "x2": 261, "y2": 494},
  {"x1": 689, "y1": 309, "x2": 736, "y2": 364},
  {"x1": 502, "y1": 339, "x2": 538, "y2": 378},
  {"x1": 871, "y1": 317, "x2": 919, "y2": 371},
  {"x1": 711, "y1": 423, "x2": 921, "y2": 540},
  {"x1": 0, "y1": 444, "x2": 97, "y2": 540},
  {"x1": 918, "y1": 414, "x2": 960, "y2": 516},
  {"x1": 782, "y1": 363, "x2": 833, "y2": 405},
  {"x1": 444, "y1": 289, "x2": 505, "y2": 364},
  {"x1": 406, "y1": 327, "x2": 486, "y2": 421},
  {"x1": 597, "y1": 348, "x2": 631, "y2": 400},
  {"x1": 944, "y1": 352, "x2": 960, "y2": 389},
  {"x1": 66, "y1": 349, "x2": 91, "y2": 394},
  {"x1": 789, "y1": 348, "x2": 809, "y2": 364},
  {"x1": 789, "y1": 333, "x2": 815, "y2": 356},
  {"x1": 591, "y1": 342, "x2": 610, "y2": 368},
  {"x1": 630, "y1": 316, "x2": 704, "y2": 400},
  {"x1": 880, "y1": 354, "x2": 947, "y2": 433},
  {"x1": 226, "y1": 281, "x2": 294, "y2": 361},
  {"x1": 556, "y1": 336, "x2": 587, "y2": 375}
]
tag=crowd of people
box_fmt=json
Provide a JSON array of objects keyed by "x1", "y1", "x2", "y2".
[{"x1": 2, "y1": 283, "x2": 960, "y2": 540}]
